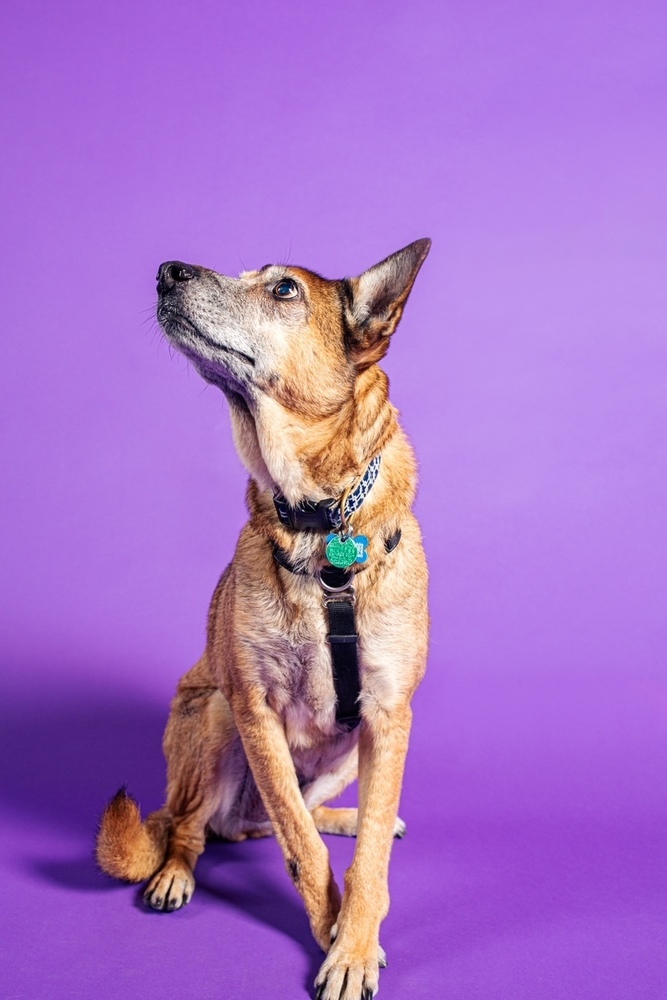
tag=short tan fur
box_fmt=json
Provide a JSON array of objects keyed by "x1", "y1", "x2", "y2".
[{"x1": 96, "y1": 239, "x2": 431, "y2": 1000}]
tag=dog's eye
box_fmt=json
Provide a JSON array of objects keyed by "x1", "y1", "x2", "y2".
[{"x1": 272, "y1": 278, "x2": 299, "y2": 300}]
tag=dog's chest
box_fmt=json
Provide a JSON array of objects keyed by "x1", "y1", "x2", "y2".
[{"x1": 254, "y1": 610, "x2": 339, "y2": 748}]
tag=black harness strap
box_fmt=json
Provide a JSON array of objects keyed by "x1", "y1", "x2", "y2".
[
  {"x1": 318, "y1": 564, "x2": 361, "y2": 730},
  {"x1": 271, "y1": 443, "x2": 396, "y2": 728},
  {"x1": 385, "y1": 528, "x2": 402, "y2": 553},
  {"x1": 273, "y1": 549, "x2": 362, "y2": 731},
  {"x1": 324, "y1": 586, "x2": 361, "y2": 731}
]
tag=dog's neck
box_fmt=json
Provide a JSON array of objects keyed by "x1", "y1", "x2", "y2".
[{"x1": 228, "y1": 366, "x2": 398, "y2": 506}]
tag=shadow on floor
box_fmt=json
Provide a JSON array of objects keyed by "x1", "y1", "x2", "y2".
[{"x1": 0, "y1": 670, "x2": 320, "y2": 963}]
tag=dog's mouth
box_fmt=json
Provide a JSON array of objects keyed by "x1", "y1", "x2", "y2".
[{"x1": 158, "y1": 305, "x2": 256, "y2": 369}]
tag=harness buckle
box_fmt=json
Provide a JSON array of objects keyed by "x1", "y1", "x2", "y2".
[
  {"x1": 273, "y1": 494, "x2": 338, "y2": 532},
  {"x1": 322, "y1": 592, "x2": 355, "y2": 611}
]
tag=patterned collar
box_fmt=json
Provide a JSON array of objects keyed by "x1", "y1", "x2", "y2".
[{"x1": 273, "y1": 455, "x2": 382, "y2": 533}]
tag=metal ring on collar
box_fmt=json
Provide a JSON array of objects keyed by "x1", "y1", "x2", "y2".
[{"x1": 316, "y1": 568, "x2": 354, "y2": 594}]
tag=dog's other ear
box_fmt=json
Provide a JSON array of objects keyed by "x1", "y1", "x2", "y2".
[{"x1": 343, "y1": 238, "x2": 431, "y2": 368}]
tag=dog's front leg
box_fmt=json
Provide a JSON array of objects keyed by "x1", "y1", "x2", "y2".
[
  {"x1": 315, "y1": 704, "x2": 412, "y2": 1000},
  {"x1": 232, "y1": 690, "x2": 342, "y2": 951}
]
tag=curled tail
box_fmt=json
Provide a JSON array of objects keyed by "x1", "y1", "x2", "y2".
[{"x1": 96, "y1": 788, "x2": 170, "y2": 882}]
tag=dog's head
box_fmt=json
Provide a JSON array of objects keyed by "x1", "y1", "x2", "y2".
[
  {"x1": 156, "y1": 239, "x2": 431, "y2": 497},
  {"x1": 156, "y1": 239, "x2": 431, "y2": 419}
]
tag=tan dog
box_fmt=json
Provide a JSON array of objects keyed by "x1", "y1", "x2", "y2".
[{"x1": 97, "y1": 239, "x2": 431, "y2": 1000}]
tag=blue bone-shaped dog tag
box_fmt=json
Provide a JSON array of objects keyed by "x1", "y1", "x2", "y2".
[{"x1": 325, "y1": 533, "x2": 369, "y2": 568}]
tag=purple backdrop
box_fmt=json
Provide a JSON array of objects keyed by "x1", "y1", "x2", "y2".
[{"x1": 1, "y1": 1, "x2": 666, "y2": 997}]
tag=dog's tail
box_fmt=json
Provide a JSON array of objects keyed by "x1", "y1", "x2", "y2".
[{"x1": 96, "y1": 787, "x2": 170, "y2": 882}]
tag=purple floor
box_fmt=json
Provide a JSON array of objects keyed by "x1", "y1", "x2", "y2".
[
  {"x1": 2, "y1": 0, "x2": 666, "y2": 997},
  {"x1": 2, "y1": 667, "x2": 665, "y2": 998}
]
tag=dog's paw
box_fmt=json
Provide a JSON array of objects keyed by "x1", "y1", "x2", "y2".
[
  {"x1": 143, "y1": 862, "x2": 195, "y2": 912},
  {"x1": 315, "y1": 945, "x2": 380, "y2": 1000},
  {"x1": 313, "y1": 808, "x2": 405, "y2": 841},
  {"x1": 393, "y1": 816, "x2": 406, "y2": 838},
  {"x1": 329, "y1": 925, "x2": 387, "y2": 970}
]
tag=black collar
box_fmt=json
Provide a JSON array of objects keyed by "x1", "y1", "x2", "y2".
[
  {"x1": 273, "y1": 455, "x2": 382, "y2": 532},
  {"x1": 272, "y1": 527, "x2": 402, "y2": 582}
]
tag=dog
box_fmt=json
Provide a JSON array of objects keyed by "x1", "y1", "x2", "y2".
[{"x1": 96, "y1": 239, "x2": 431, "y2": 1000}]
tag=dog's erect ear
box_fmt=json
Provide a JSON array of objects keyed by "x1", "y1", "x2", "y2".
[{"x1": 343, "y1": 238, "x2": 431, "y2": 368}]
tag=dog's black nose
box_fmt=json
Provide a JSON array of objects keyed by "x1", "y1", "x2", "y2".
[{"x1": 156, "y1": 261, "x2": 200, "y2": 293}]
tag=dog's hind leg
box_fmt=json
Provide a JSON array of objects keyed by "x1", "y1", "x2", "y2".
[
  {"x1": 143, "y1": 661, "x2": 237, "y2": 912},
  {"x1": 301, "y1": 748, "x2": 405, "y2": 838},
  {"x1": 311, "y1": 806, "x2": 406, "y2": 839}
]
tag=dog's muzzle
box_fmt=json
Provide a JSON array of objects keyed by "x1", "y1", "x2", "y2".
[{"x1": 156, "y1": 261, "x2": 201, "y2": 295}]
